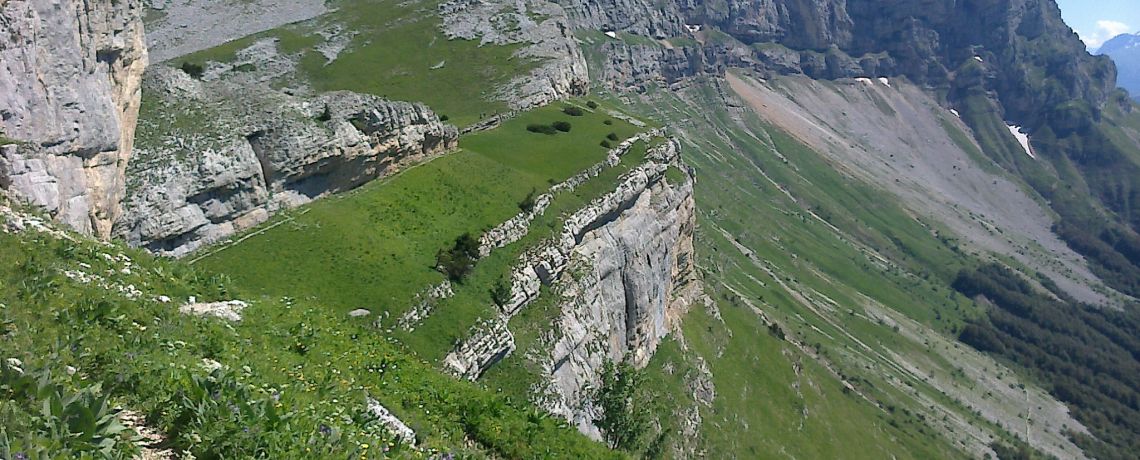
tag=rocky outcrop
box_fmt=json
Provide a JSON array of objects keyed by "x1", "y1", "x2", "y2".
[
  {"x1": 144, "y1": 0, "x2": 327, "y2": 62},
  {"x1": 1098, "y1": 33, "x2": 1140, "y2": 101},
  {"x1": 116, "y1": 64, "x2": 457, "y2": 257},
  {"x1": 0, "y1": 0, "x2": 148, "y2": 238},
  {"x1": 440, "y1": 0, "x2": 589, "y2": 110},
  {"x1": 552, "y1": 0, "x2": 684, "y2": 39},
  {"x1": 578, "y1": 0, "x2": 1116, "y2": 130},
  {"x1": 443, "y1": 138, "x2": 698, "y2": 435}
]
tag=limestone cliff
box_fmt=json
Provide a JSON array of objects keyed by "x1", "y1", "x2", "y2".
[
  {"x1": 576, "y1": 0, "x2": 1116, "y2": 130},
  {"x1": 440, "y1": 0, "x2": 590, "y2": 110},
  {"x1": 0, "y1": 0, "x2": 148, "y2": 238},
  {"x1": 116, "y1": 65, "x2": 457, "y2": 257},
  {"x1": 443, "y1": 138, "x2": 698, "y2": 436}
]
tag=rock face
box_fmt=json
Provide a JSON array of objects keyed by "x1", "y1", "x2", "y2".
[
  {"x1": 144, "y1": 0, "x2": 327, "y2": 62},
  {"x1": 0, "y1": 0, "x2": 148, "y2": 238},
  {"x1": 577, "y1": 0, "x2": 1116, "y2": 129},
  {"x1": 116, "y1": 64, "x2": 457, "y2": 257},
  {"x1": 544, "y1": 152, "x2": 696, "y2": 437},
  {"x1": 440, "y1": 0, "x2": 589, "y2": 110},
  {"x1": 443, "y1": 139, "x2": 698, "y2": 436}
]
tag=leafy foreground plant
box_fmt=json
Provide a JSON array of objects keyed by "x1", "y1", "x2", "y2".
[
  {"x1": 0, "y1": 360, "x2": 137, "y2": 460},
  {"x1": 0, "y1": 205, "x2": 624, "y2": 460}
]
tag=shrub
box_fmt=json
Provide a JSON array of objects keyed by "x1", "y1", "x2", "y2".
[
  {"x1": 552, "y1": 121, "x2": 572, "y2": 132},
  {"x1": 562, "y1": 106, "x2": 584, "y2": 117},
  {"x1": 600, "y1": 140, "x2": 612, "y2": 148},
  {"x1": 589, "y1": 361, "x2": 652, "y2": 451},
  {"x1": 180, "y1": 62, "x2": 205, "y2": 79},
  {"x1": 436, "y1": 233, "x2": 481, "y2": 282},
  {"x1": 519, "y1": 188, "x2": 538, "y2": 213},
  {"x1": 316, "y1": 105, "x2": 332, "y2": 122},
  {"x1": 606, "y1": 132, "x2": 618, "y2": 141},
  {"x1": 587, "y1": 101, "x2": 599, "y2": 109},
  {"x1": 603, "y1": 119, "x2": 614, "y2": 125},
  {"x1": 234, "y1": 63, "x2": 257, "y2": 72},
  {"x1": 439, "y1": 115, "x2": 450, "y2": 121},
  {"x1": 526, "y1": 124, "x2": 557, "y2": 135},
  {"x1": 490, "y1": 279, "x2": 512, "y2": 307}
]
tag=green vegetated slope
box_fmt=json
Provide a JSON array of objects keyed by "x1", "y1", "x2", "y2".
[
  {"x1": 199, "y1": 102, "x2": 648, "y2": 360},
  {"x1": 955, "y1": 86, "x2": 1140, "y2": 459},
  {"x1": 0, "y1": 203, "x2": 623, "y2": 460},
  {"x1": 178, "y1": 0, "x2": 537, "y2": 126},
  {"x1": 576, "y1": 73, "x2": 1081, "y2": 459}
]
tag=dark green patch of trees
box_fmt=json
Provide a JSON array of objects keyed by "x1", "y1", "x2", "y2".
[
  {"x1": 563, "y1": 106, "x2": 584, "y2": 116},
  {"x1": 526, "y1": 124, "x2": 558, "y2": 135},
  {"x1": 552, "y1": 121, "x2": 572, "y2": 132},
  {"x1": 953, "y1": 263, "x2": 1140, "y2": 460}
]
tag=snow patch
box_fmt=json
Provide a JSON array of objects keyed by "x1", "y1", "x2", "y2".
[
  {"x1": 1007, "y1": 125, "x2": 1036, "y2": 159},
  {"x1": 604, "y1": 31, "x2": 617, "y2": 39},
  {"x1": 974, "y1": 56, "x2": 984, "y2": 63},
  {"x1": 878, "y1": 77, "x2": 891, "y2": 87},
  {"x1": 950, "y1": 109, "x2": 960, "y2": 118},
  {"x1": 855, "y1": 77, "x2": 874, "y2": 85}
]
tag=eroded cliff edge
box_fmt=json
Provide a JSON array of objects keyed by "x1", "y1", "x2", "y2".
[
  {"x1": 116, "y1": 66, "x2": 458, "y2": 257},
  {"x1": 0, "y1": 0, "x2": 148, "y2": 238},
  {"x1": 443, "y1": 138, "x2": 701, "y2": 437}
]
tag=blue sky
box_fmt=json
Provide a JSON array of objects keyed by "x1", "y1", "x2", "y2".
[{"x1": 1054, "y1": 0, "x2": 1140, "y2": 51}]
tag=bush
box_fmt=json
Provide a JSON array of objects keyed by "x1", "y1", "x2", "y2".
[
  {"x1": 552, "y1": 121, "x2": 572, "y2": 132},
  {"x1": 563, "y1": 106, "x2": 584, "y2": 117},
  {"x1": 587, "y1": 101, "x2": 599, "y2": 109},
  {"x1": 600, "y1": 140, "x2": 612, "y2": 148},
  {"x1": 526, "y1": 124, "x2": 557, "y2": 135},
  {"x1": 589, "y1": 361, "x2": 652, "y2": 451},
  {"x1": 606, "y1": 132, "x2": 618, "y2": 141},
  {"x1": 604, "y1": 119, "x2": 614, "y2": 125},
  {"x1": 436, "y1": 233, "x2": 481, "y2": 281},
  {"x1": 180, "y1": 62, "x2": 205, "y2": 79},
  {"x1": 439, "y1": 115, "x2": 449, "y2": 121},
  {"x1": 519, "y1": 188, "x2": 538, "y2": 213},
  {"x1": 234, "y1": 63, "x2": 257, "y2": 72},
  {"x1": 316, "y1": 105, "x2": 332, "y2": 122},
  {"x1": 490, "y1": 279, "x2": 512, "y2": 307}
]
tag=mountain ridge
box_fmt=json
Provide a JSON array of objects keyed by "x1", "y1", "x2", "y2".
[{"x1": 1098, "y1": 32, "x2": 1140, "y2": 101}]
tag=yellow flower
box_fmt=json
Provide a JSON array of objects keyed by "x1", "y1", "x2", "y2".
[{"x1": 360, "y1": 444, "x2": 369, "y2": 449}]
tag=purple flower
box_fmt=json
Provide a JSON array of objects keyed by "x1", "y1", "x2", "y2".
[
  {"x1": 15, "y1": 453, "x2": 26, "y2": 460},
  {"x1": 319, "y1": 425, "x2": 331, "y2": 435},
  {"x1": 125, "y1": 352, "x2": 136, "y2": 359}
]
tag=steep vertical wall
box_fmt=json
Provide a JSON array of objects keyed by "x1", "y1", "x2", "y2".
[
  {"x1": 0, "y1": 0, "x2": 148, "y2": 238},
  {"x1": 443, "y1": 139, "x2": 699, "y2": 436}
]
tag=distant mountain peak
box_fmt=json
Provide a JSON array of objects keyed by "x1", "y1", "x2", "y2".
[{"x1": 1097, "y1": 32, "x2": 1140, "y2": 100}]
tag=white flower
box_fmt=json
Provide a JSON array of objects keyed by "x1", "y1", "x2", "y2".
[
  {"x1": 66, "y1": 365, "x2": 77, "y2": 375},
  {"x1": 5, "y1": 358, "x2": 23, "y2": 375}
]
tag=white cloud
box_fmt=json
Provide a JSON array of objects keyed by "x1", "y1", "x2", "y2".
[{"x1": 1079, "y1": 20, "x2": 1131, "y2": 50}]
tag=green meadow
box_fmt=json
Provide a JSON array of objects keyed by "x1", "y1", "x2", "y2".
[{"x1": 198, "y1": 103, "x2": 646, "y2": 360}]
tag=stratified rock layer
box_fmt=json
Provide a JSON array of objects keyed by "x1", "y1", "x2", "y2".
[
  {"x1": 116, "y1": 66, "x2": 457, "y2": 257},
  {"x1": 0, "y1": 0, "x2": 149, "y2": 238}
]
